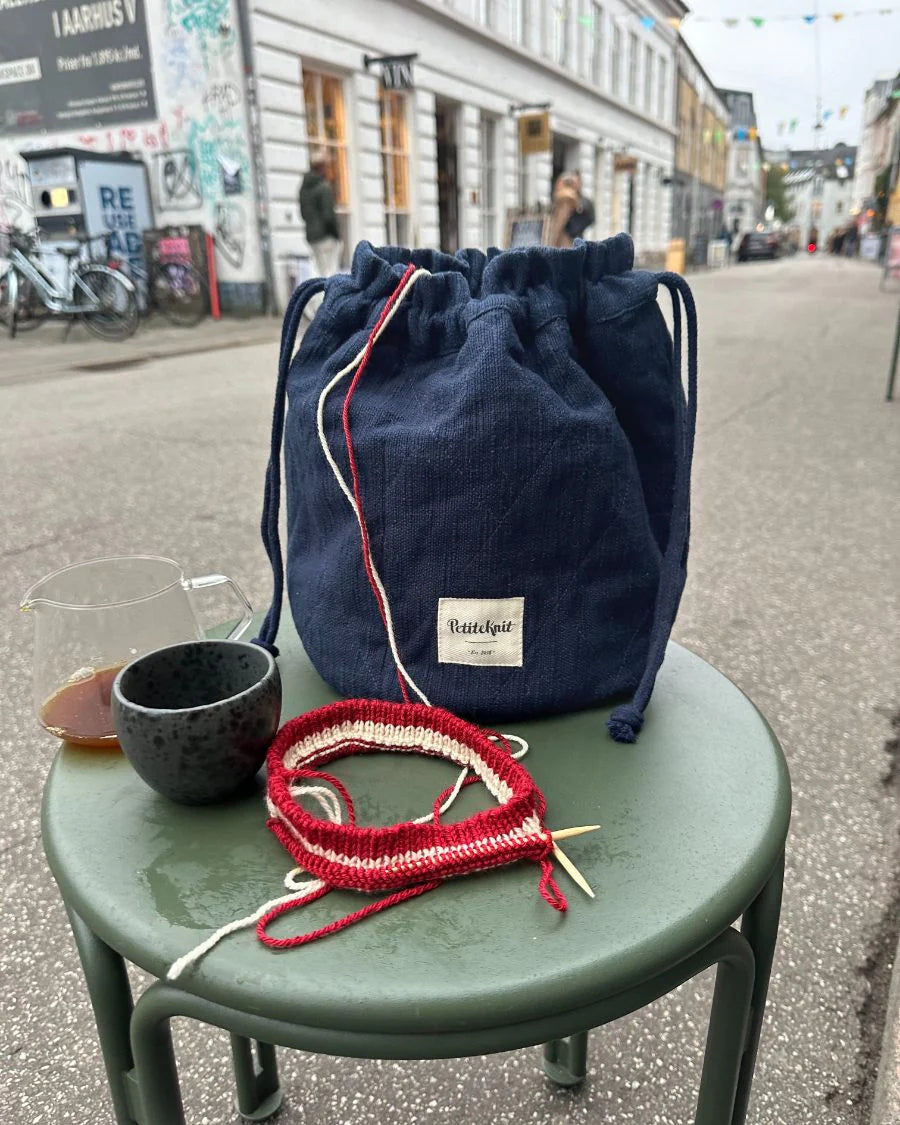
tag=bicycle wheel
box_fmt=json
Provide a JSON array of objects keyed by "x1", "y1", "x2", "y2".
[
  {"x1": 74, "y1": 265, "x2": 139, "y2": 341},
  {"x1": 11, "y1": 275, "x2": 50, "y2": 332},
  {"x1": 152, "y1": 261, "x2": 207, "y2": 328}
]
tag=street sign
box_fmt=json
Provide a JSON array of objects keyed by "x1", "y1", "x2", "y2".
[
  {"x1": 518, "y1": 113, "x2": 550, "y2": 156},
  {"x1": 506, "y1": 208, "x2": 549, "y2": 248},
  {"x1": 363, "y1": 53, "x2": 416, "y2": 91}
]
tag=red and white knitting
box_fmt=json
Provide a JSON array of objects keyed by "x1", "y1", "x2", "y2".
[{"x1": 167, "y1": 702, "x2": 566, "y2": 979}]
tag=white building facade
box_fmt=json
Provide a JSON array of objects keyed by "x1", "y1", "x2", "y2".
[
  {"x1": 718, "y1": 88, "x2": 764, "y2": 238},
  {"x1": 852, "y1": 78, "x2": 894, "y2": 215},
  {"x1": 253, "y1": 0, "x2": 686, "y2": 305},
  {"x1": 0, "y1": 0, "x2": 685, "y2": 312},
  {"x1": 783, "y1": 145, "x2": 857, "y2": 248}
]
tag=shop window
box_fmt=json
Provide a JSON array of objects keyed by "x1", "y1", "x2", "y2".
[
  {"x1": 303, "y1": 70, "x2": 350, "y2": 252},
  {"x1": 379, "y1": 89, "x2": 411, "y2": 246}
]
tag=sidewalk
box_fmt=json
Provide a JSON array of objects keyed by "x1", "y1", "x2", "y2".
[{"x1": 0, "y1": 311, "x2": 281, "y2": 388}]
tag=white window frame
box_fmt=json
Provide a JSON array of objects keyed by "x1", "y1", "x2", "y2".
[
  {"x1": 480, "y1": 112, "x2": 500, "y2": 247},
  {"x1": 657, "y1": 55, "x2": 668, "y2": 122},
  {"x1": 590, "y1": 3, "x2": 604, "y2": 86},
  {"x1": 611, "y1": 23, "x2": 622, "y2": 97},
  {"x1": 643, "y1": 43, "x2": 653, "y2": 112}
]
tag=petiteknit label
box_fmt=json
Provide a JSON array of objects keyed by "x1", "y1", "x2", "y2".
[{"x1": 437, "y1": 597, "x2": 524, "y2": 667}]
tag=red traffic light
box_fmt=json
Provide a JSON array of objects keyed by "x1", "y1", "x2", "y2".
[{"x1": 807, "y1": 242, "x2": 817, "y2": 252}]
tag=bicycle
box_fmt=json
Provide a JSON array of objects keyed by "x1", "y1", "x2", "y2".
[
  {"x1": 0, "y1": 227, "x2": 138, "y2": 341},
  {"x1": 89, "y1": 229, "x2": 208, "y2": 329}
]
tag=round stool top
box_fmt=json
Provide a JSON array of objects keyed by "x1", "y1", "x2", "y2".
[{"x1": 43, "y1": 629, "x2": 790, "y2": 1043}]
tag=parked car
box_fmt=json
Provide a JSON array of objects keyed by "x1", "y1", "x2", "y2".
[{"x1": 737, "y1": 231, "x2": 780, "y2": 262}]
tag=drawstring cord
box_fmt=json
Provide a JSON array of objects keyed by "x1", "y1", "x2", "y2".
[
  {"x1": 254, "y1": 276, "x2": 326, "y2": 654},
  {"x1": 607, "y1": 273, "x2": 698, "y2": 743}
]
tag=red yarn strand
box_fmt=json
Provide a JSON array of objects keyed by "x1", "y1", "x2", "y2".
[
  {"x1": 258, "y1": 879, "x2": 443, "y2": 949},
  {"x1": 340, "y1": 263, "x2": 417, "y2": 702}
]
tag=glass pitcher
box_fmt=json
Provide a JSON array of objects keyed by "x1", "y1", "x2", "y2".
[{"x1": 21, "y1": 555, "x2": 254, "y2": 749}]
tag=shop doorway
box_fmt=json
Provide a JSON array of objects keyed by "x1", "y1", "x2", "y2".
[
  {"x1": 612, "y1": 154, "x2": 637, "y2": 235},
  {"x1": 552, "y1": 133, "x2": 580, "y2": 184},
  {"x1": 435, "y1": 100, "x2": 460, "y2": 253}
]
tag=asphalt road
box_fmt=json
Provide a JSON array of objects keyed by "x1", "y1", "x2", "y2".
[{"x1": 1, "y1": 254, "x2": 898, "y2": 1124}]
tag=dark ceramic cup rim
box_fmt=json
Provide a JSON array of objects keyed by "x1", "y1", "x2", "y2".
[{"x1": 113, "y1": 639, "x2": 276, "y2": 716}]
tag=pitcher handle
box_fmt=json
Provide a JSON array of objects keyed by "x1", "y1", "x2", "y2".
[{"x1": 187, "y1": 574, "x2": 254, "y2": 640}]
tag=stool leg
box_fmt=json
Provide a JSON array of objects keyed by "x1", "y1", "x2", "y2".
[
  {"x1": 542, "y1": 1031, "x2": 589, "y2": 1087},
  {"x1": 732, "y1": 853, "x2": 785, "y2": 1125},
  {"x1": 130, "y1": 982, "x2": 187, "y2": 1125},
  {"x1": 230, "y1": 1035, "x2": 284, "y2": 1121},
  {"x1": 694, "y1": 930, "x2": 755, "y2": 1125},
  {"x1": 65, "y1": 907, "x2": 140, "y2": 1125}
]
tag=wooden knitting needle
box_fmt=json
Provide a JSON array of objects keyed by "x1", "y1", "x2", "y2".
[
  {"x1": 550, "y1": 825, "x2": 601, "y2": 841},
  {"x1": 552, "y1": 843, "x2": 596, "y2": 899}
]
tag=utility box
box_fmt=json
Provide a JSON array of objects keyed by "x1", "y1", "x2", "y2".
[{"x1": 22, "y1": 147, "x2": 154, "y2": 299}]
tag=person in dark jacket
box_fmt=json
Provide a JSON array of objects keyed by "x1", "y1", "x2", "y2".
[
  {"x1": 564, "y1": 171, "x2": 595, "y2": 241},
  {"x1": 300, "y1": 147, "x2": 341, "y2": 278}
]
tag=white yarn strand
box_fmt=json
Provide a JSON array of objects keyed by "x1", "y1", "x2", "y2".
[
  {"x1": 316, "y1": 267, "x2": 432, "y2": 706},
  {"x1": 166, "y1": 879, "x2": 326, "y2": 982}
]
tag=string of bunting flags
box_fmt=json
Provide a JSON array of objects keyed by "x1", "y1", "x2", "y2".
[{"x1": 570, "y1": 7, "x2": 898, "y2": 29}]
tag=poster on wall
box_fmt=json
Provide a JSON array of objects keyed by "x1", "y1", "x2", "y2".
[{"x1": 0, "y1": 0, "x2": 156, "y2": 136}]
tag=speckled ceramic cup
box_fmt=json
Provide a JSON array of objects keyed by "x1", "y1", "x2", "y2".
[{"x1": 111, "y1": 640, "x2": 281, "y2": 805}]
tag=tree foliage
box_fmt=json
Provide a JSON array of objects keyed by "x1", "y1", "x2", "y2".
[{"x1": 765, "y1": 165, "x2": 794, "y2": 222}]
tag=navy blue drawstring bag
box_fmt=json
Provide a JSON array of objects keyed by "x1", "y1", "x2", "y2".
[{"x1": 256, "y1": 235, "x2": 697, "y2": 743}]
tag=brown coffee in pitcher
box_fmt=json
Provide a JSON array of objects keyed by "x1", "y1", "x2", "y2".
[{"x1": 39, "y1": 665, "x2": 125, "y2": 749}]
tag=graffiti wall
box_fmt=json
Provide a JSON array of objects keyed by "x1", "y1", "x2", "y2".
[{"x1": 0, "y1": 0, "x2": 263, "y2": 310}]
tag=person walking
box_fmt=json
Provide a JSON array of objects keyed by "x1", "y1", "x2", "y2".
[
  {"x1": 565, "y1": 170, "x2": 595, "y2": 241},
  {"x1": 300, "y1": 148, "x2": 341, "y2": 278},
  {"x1": 548, "y1": 170, "x2": 595, "y2": 248}
]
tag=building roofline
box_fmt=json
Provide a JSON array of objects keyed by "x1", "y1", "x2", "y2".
[{"x1": 676, "y1": 34, "x2": 728, "y2": 114}]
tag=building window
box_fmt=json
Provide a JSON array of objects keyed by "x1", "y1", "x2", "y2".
[
  {"x1": 643, "y1": 43, "x2": 653, "y2": 112},
  {"x1": 553, "y1": 0, "x2": 570, "y2": 67},
  {"x1": 481, "y1": 113, "x2": 499, "y2": 247},
  {"x1": 836, "y1": 201, "x2": 843, "y2": 214},
  {"x1": 657, "y1": 56, "x2": 668, "y2": 121},
  {"x1": 303, "y1": 69, "x2": 351, "y2": 247},
  {"x1": 379, "y1": 89, "x2": 411, "y2": 245},
  {"x1": 590, "y1": 3, "x2": 604, "y2": 85},
  {"x1": 611, "y1": 24, "x2": 621, "y2": 97},
  {"x1": 627, "y1": 32, "x2": 638, "y2": 103}
]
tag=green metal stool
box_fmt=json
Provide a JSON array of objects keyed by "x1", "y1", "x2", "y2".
[{"x1": 42, "y1": 624, "x2": 790, "y2": 1125}]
